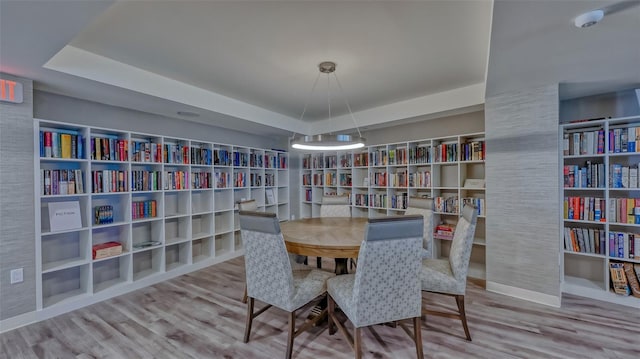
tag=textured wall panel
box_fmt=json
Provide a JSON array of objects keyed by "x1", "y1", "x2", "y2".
[
  {"x1": 0, "y1": 74, "x2": 36, "y2": 320},
  {"x1": 485, "y1": 84, "x2": 561, "y2": 297}
]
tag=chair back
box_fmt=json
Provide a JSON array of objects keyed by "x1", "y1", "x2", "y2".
[
  {"x1": 350, "y1": 215, "x2": 423, "y2": 327},
  {"x1": 448, "y1": 204, "x2": 478, "y2": 283},
  {"x1": 238, "y1": 199, "x2": 258, "y2": 211},
  {"x1": 239, "y1": 211, "x2": 295, "y2": 309},
  {"x1": 404, "y1": 196, "x2": 434, "y2": 257},
  {"x1": 320, "y1": 195, "x2": 351, "y2": 217}
]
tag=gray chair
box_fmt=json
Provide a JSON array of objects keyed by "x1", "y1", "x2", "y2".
[
  {"x1": 420, "y1": 204, "x2": 478, "y2": 341},
  {"x1": 238, "y1": 199, "x2": 258, "y2": 303},
  {"x1": 327, "y1": 215, "x2": 424, "y2": 359},
  {"x1": 240, "y1": 211, "x2": 335, "y2": 359},
  {"x1": 404, "y1": 196, "x2": 434, "y2": 259},
  {"x1": 319, "y1": 194, "x2": 353, "y2": 270},
  {"x1": 238, "y1": 199, "x2": 258, "y2": 211}
]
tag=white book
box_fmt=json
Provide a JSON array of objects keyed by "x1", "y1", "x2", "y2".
[
  {"x1": 622, "y1": 166, "x2": 630, "y2": 188},
  {"x1": 631, "y1": 167, "x2": 638, "y2": 188}
]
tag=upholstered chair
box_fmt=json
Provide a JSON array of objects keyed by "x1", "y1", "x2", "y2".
[
  {"x1": 420, "y1": 204, "x2": 478, "y2": 341},
  {"x1": 404, "y1": 196, "x2": 434, "y2": 259},
  {"x1": 239, "y1": 211, "x2": 335, "y2": 359},
  {"x1": 327, "y1": 215, "x2": 424, "y2": 359},
  {"x1": 238, "y1": 199, "x2": 258, "y2": 211},
  {"x1": 319, "y1": 194, "x2": 353, "y2": 270}
]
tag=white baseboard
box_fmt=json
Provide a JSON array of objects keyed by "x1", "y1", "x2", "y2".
[
  {"x1": 486, "y1": 281, "x2": 561, "y2": 308},
  {"x1": 0, "y1": 251, "x2": 243, "y2": 334}
]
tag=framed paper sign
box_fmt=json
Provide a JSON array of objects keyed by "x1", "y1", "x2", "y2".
[{"x1": 48, "y1": 201, "x2": 82, "y2": 232}]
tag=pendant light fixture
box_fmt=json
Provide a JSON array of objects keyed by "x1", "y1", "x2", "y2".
[{"x1": 290, "y1": 61, "x2": 366, "y2": 151}]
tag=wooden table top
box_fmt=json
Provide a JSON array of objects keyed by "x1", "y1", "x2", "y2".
[{"x1": 280, "y1": 217, "x2": 367, "y2": 259}]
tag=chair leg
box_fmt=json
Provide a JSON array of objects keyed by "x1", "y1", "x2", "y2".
[
  {"x1": 455, "y1": 295, "x2": 471, "y2": 341},
  {"x1": 286, "y1": 311, "x2": 296, "y2": 359},
  {"x1": 243, "y1": 297, "x2": 254, "y2": 343},
  {"x1": 316, "y1": 256, "x2": 322, "y2": 269},
  {"x1": 413, "y1": 317, "x2": 423, "y2": 359},
  {"x1": 241, "y1": 285, "x2": 248, "y2": 303},
  {"x1": 328, "y1": 295, "x2": 336, "y2": 335},
  {"x1": 354, "y1": 327, "x2": 362, "y2": 359}
]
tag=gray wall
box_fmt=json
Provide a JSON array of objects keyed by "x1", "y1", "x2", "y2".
[
  {"x1": 485, "y1": 84, "x2": 561, "y2": 298},
  {"x1": 363, "y1": 111, "x2": 484, "y2": 145},
  {"x1": 0, "y1": 73, "x2": 36, "y2": 320},
  {"x1": 560, "y1": 88, "x2": 640, "y2": 123},
  {"x1": 34, "y1": 91, "x2": 288, "y2": 150}
]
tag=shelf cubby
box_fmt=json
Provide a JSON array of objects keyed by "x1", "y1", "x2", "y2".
[
  {"x1": 93, "y1": 255, "x2": 130, "y2": 293},
  {"x1": 132, "y1": 248, "x2": 163, "y2": 281},
  {"x1": 42, "y1": 264, "x2": 90, "y2": 308},
  {"x1": 192, "y1": 237, "x2": 213, "y2": 263},
  {"x1": 165, "y1": 242, "x2": 190, "y2": 271}
]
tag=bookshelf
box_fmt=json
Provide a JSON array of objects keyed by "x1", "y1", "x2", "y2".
[
  {"x1": 299, "y1": 132, "x2": 486, "y2": 279},
  {"x1": 35, "y1": 119, "x2": 289, "y2": 310},
  {"x1": 561, "y1": 115, "x2": 640, "y2": 306}
]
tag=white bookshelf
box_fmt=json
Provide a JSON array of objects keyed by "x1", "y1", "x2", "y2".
[
  {"x1": 560, "y1": 115, "x2": 640, "y2": 307},
  {"x1": 34, "y1": 119, "x2": 289, "y2": 311},
  {"x1": 298, "y1": 132, "x2": 486, "y2": 279}
]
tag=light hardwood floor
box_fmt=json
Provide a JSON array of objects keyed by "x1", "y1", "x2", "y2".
[{"x1": 2, "y1": 257, "x2": 639, "y2": 359}]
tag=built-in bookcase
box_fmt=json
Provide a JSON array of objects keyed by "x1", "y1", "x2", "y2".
[
  {"x1": 299, "y1": 132, "x2": 486, "y2": 279},
  {"x1": 35, "y1": 119, "x2": 289, "y2": 311},
  {"x1": 561, "y1": 115, "x2": 640, "y2": 307}
]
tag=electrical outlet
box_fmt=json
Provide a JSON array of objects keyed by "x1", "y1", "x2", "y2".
[{"x1": 10, "y1": 268, "x2": 23, "y2": 284}]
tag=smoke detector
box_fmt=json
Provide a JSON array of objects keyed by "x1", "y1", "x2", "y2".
[{"x1": 574, "y1": 10, "x2": 604, "y2": 28}]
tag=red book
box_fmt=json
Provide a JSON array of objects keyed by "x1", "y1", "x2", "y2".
[{"x1": 44, "y1": 131, "x2": 52, "y2": 157}]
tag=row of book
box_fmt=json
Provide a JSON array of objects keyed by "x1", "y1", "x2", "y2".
[
  {"x1": 340, "y1": 155, "x2": 352, "y2": 168},
  {"x1": 40, "y1": 130, "x2": 84, "y2": 159},
  {"x1": 434, "y1": 196, "x2": 458, "y2": 214},
  {"x1": 563, "y1": 129, "x2": 604, "y2": 156},
  {"x1": 564, "y1": 227, "x2": 640, "y2": 259},
  {"x1": 434, "y1": 223, "x2": 455, "y2": 240},
  {"x1": 609, "y1": 231, "x2": 640, "y2": 259},
  {"x1": 92, "y1": 137, "x2": 128, "y2": 162},
  {"x1": 40, "y1": 169, "x2": 85, "y2": 195},
  {"x1": 609, "y1": 262, "x2": 640, "y2": 298},
  {"x1": 608, "y1": 198, "x2": 640, "y2": 224},
  {"x1": 233, "y1": 172, "x2": 247, "y2": 187},
  {"x1": 460, "y1": 141, "x2": 485, "y2": 161},
  {"x1": 215, "y1": 172, "x2": 230, "y2": 188},
  {"x1": 94, "y1": 205, "x2": 114, "y2": 225},
  {"x1": 233, "y1": 152, "x2": 249, "y2": 167},
  {"x1": 164, "y1": 171, "x2": 188, "y2": 190},
  {"x1": 92, "y1": 170, "x2": 128, "y2": 193},
  {"x1": 390, "y1": 193, "x2": 408, "y2": 209},
  {"x1": 408, "y1": 146, "x2": 431, "y2": 165},
  {"x1": 610, "y1": 164, "x2": 640, "y2": 188},
  {"x1": 304, "y1": 189, "x2": 312, "y2": 202},
  {"x1": 354, "y1": 153, "x2": 368, "y2": 167},
  {"x1": 563, "y1": 196, "x2": 605, "y2": 221},
  {"x1": 250, "y1": 173, "x2": 262, "y2": 187},
  {"x1": 131, "y1": 140, "x2": 162, "y2": 163},
  {"x1": 462, "y1": 197, "x2": 486, "y2": 216},
  {"x1": 265, "y1": 173, "x2": 275, "y2": 187},
  {"x1": 340, "y1": 173, "x2": 352, "y2": 186},
  {"x1": 191, "y1": 147, "x2": 213, "y2": 166},
  {"x1": 563, "y1": 127, "x2": 640, "y2": 156},
  {"x1": 563, "y1": 227, "x2": 606, "y2": 254},
  {"x1": 353, "y1": 193, "x2": 369, "y2": 207},
  {"x1": 131, "y1": 170, "x2": 161, "y2": 192},
  {"x1": 563, "y1": 161, "x2": 605, "y2": 188},
  {"x1": 408, "y1": 171, "x2": 431, "y2": 188},
  {"x1": 192, "y1": 172, "x2": 211, "y2": 189},
  {"x1": 131, "y1": 199, "x2": 157, "y2": 220},
  {"x1": 163, "y1": 143, "x2": 189, "y2": 164},
  {"x1": 433, "y1": 143, "x2": 458, "y2": 163}
]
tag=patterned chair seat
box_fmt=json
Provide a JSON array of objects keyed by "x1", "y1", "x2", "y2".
[{"x1": 420, "y1": 259, "x2": 464, "y2": 295}]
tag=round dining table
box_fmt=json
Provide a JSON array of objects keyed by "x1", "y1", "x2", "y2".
[{"x1": 280, "y1": 217, "x2": 367, "y2": 274}]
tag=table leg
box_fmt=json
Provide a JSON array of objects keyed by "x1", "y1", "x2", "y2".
[{"x1": 334, "y1": 258, "x2": 349, "y2": 275}]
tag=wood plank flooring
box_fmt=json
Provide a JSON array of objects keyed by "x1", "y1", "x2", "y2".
[{"x1": 2, "y1": 257, "x2": 639, "y2": 358}]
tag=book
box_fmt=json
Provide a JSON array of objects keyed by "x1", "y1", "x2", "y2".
[
  {"x1": 265, "y1": 188, "x2": 275, "y2": 205},
  {"x1": 609, "y1": 262, "x2": 630, "y2": 296},
  {"x1": 624, "y1": 262, "x2": 640, "y2": 298}
]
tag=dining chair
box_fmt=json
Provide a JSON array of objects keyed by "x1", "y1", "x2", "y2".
[
  {"x1": 238, "y1": 198, "x2": 258, "y2": 211},
  {"x1": 327, "y1": 215, "x2": 424, "y2": 359},
  {"x1": 239, "y1": 211, "x2": 335, "y2": 359},
  {"x1": 320, "y1": 194, "x2": 354, "y2": 270},
  {"x1": 404, "y1": 196, "x2": 434, "y2": 259},
  {"x1": 238, "y1": 199, "x2": 258, "y2": 303},
  {"x1": 420, "y1": 204, "x2": 478, "y2": 341}
]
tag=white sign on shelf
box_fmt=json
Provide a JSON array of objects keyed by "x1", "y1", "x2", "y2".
[
  {"x1": 463, "y1": 178, "x2": 485, "y2": 189},
  {"x1": 265, "y1": 188, "x2": 275, "y2": 205},
  {"x1": 48, "y1": 201, "x2": 82, "y2": 232}
]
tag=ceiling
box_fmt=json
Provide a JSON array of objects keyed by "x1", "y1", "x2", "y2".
[{"x1": 1, "y1": 1, "x2": 639, "y2": 138}]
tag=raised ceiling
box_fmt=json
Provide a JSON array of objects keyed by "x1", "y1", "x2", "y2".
[{"x1": 1, "y1": 1, "x2": 638, "y2": 138}]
